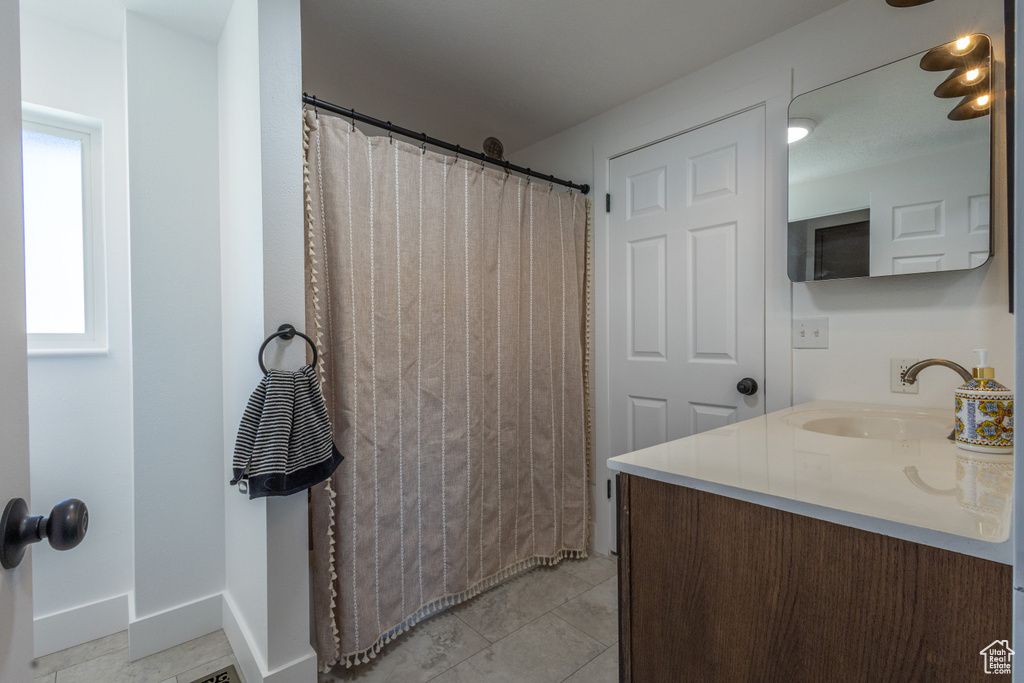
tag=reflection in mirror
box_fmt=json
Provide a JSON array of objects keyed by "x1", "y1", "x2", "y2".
[{"x1": 788, "y1": 36, "x2": 992, "y2": 282}]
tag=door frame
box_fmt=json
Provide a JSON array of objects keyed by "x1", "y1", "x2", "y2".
[
  {"x1": 590, "y1": 72, "x2": 794, "y2": 555},
  {"x1": 0, "y1": 0, "x2": 34, "y2": 679}
]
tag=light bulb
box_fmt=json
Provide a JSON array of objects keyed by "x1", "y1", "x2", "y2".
[
  {"x1": 976, "y1": 94, "x2": 990, "y2": 107},
  {"x1": 965, "y1": 68, "x2": 980, "y2": 82},
  {"x1": 955, "y1": 36, "x2": 971, "y2": 51}
]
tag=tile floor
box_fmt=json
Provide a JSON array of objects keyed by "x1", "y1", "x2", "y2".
[
  {"x1": 30, "y1": 552, "x2": 618, "y2": 683},
  {"x1": 32, "y1": 629, "x2": 242, "y2": 683},
  {"x1": 321, "y1": 552, "x2": 620, "y2": 683}
]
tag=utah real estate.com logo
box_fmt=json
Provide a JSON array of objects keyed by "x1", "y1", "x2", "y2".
[{"x1": 980, "y1": 640, "x2": 1013, "y2": 675}]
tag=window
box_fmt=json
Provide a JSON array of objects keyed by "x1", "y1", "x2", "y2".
[{"x1": 22, "y1": 106, "x2": 106, "y2": 353}]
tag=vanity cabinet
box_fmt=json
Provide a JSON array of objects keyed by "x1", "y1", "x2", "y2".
[{"x1": 617, "y1": 474, "x2": 1011, "y2": 682}]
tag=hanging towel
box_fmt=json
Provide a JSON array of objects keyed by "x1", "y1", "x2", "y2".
[{"x1": 231, "y1": 365, "x2": 343, "y2": 499}]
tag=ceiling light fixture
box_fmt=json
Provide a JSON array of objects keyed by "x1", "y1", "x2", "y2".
[
  {"x1": 884, "y1": 0, "x2": 935, "y2": 6},
  {"x1": 787, "y1": 118, "x2": 816, "y2": 144}
]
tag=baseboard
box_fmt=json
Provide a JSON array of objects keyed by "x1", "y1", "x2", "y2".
[
  {"x1": 128, "y1": 592, "x2": 223, "y2": 661},
  {"x1": 34, "y1": 593, "x2": 129, "y2": 658},
  {"x1": 223, "y1": 594, "x2": 317, "y2": 683}
]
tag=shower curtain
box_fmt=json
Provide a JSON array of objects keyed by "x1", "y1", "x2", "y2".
[{"x1": 302, "y1": 110, "x2": 592, "y2": 669}]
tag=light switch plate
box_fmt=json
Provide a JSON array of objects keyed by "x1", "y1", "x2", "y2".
[{"x1": 793, "y1": 317, "x2": 829, "y2": 349}]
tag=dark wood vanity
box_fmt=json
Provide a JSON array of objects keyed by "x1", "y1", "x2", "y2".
[{"x1": 617, "y1": 474, "x2": 1012, "y2": 682}]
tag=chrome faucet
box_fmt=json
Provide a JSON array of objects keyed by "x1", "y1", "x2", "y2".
[
  {"x1": 901, "y1": 358, "x2": 973, "y2": 385},
  {"x1": 901, "y1": 359, "x2": 973, "y2": 441}
]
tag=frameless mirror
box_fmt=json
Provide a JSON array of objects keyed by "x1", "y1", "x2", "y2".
[{"x1": 788, "y1": 35, "x2": 992, "y2": 282}]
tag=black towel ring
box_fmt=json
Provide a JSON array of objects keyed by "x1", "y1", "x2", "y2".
[{"x1": 258, "y1": 324, "x2": 318, "y2": 375}]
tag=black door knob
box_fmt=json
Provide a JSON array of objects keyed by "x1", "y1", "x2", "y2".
[
  {"x1": 736, "y1": 378, "x2": 758, "y2": 396},
  {"x1": 0, "y1": 498, "x2": 89, "y2": 570}
]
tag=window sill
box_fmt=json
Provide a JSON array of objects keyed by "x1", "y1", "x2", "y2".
[{"x1": 28, "y1": 344, "x2": 109, "y2": 358}]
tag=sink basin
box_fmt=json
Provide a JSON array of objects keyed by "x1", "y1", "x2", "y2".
[{"x1": 783, "y1": 409, "x2": 953, "y2": 440}]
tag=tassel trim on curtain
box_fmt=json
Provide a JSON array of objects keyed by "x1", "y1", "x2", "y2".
[
  {"x1": 303, "y1": 114, "x2": 343, "y2": 659},
  {"x1": 324, "y1": 549, "x2": 588, "y2": 670}
]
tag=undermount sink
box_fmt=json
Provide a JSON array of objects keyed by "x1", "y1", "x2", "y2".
[{"x1": 783, "y1": 409, "x2": 953, "y2": 440}]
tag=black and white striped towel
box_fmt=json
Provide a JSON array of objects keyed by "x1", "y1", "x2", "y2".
[{"x1": 231, "y1": 365, "x2": 343, "y2": 499}]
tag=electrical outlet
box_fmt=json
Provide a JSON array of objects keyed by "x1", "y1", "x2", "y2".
[
  {"x1": 793, "y1": 317, "x2": 829, "y2": 349},
  {"x1": 891, "y1": 357, "x2": 919, "y2": 394}
]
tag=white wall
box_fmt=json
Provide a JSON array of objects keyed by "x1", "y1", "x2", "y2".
[
  {"x1": 513, "y1": 0, "x2": 1012, "y2": 553},
  {"x1": 219, "y1": 0, "x2": 270, "y2": 674},
  {"x1": 18, "y1": 11, "x2": 135, "y2": 656},
  {"x1": 126, "y1": 11, "x2": 227, "y2": 658},
  {"x1": 219, "y1": 1, "x2": 316, "y2": 680}
]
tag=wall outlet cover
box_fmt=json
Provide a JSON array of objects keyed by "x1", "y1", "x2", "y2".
[
  {"x1": 891, "y1": 357, "x2": 920, "y2": 394},
  {"x1": 793, "y1": 317, "x2": 829, "y2": 349}
]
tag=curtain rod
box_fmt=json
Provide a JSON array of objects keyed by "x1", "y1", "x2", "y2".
[{"x1": 302, "y1": 94, "x2": 590, "y2": 195}]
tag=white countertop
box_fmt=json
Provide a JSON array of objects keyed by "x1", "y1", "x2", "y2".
[{"x1": 607, "y1": 400, "x2": 1013, "y2": 564}]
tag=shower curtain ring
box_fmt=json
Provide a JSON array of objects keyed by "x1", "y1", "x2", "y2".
[
  {"x1": 454, "y1": 145, "x2": 460, "y2": 163},
  {"x1": 350, "y1": 109, "x2": 356, "y2": 132},
  {"x1": 387, "y1": 121, "x2": 393, "y2": 144}
]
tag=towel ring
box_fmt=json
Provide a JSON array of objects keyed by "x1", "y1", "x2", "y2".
[{"x1": 258, "y1": 324, "x2": 318, "y2": 375}]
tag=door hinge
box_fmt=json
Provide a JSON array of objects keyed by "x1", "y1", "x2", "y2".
[
  {"x1": 605, "y1": 193, "x2": 611, "y2": 213},
  {"x1": 607, "y1": 478, "x2": 612, "y2": 499}
]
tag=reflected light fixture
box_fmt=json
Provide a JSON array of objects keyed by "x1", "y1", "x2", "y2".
[
  {"x1": 885, "y1": 0, "x2": 935, "y2": 5},
  {"x1": 788, "y1": 118, "x2": 816, "y2": 144}
]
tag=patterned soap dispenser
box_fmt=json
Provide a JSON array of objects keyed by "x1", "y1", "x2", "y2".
[{"x1": 954, "y1": 349, "x2": 1014, "y2": 453}]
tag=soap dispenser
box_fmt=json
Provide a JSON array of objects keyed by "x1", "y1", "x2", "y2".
[{"x1": 954, "y1": 349, "x2": 1013, "y2": 453}]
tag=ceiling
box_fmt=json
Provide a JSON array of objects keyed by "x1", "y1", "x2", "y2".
[
  {"x1": 21, "y1": 0, "x2": 856, "y2": 155},
  {"x1": 302, "y1": 0, "x2": 849, "y2": 154}
]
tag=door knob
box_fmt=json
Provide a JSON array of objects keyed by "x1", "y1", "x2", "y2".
[
  {"x1": 736, "y1": 377, "x2": 759, "y2": 396},
  {"x1": 1, "y1": 498, "x2": 88, "y2": 570}
]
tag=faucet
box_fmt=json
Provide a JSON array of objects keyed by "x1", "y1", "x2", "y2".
[
  {"x1": 901, "y1": 359, "x2": 973, "y2": 441},
  {"x1": 901, "y1": 358, "x2": 973, "y2": 385}
]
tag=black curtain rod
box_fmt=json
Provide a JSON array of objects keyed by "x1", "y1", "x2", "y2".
[{"x1": 302, "y1": 94, "x2": 590, "y2": 195}]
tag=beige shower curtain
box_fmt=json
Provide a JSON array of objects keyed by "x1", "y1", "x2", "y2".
[{"x1": 303, "y1": 111, "x2": 591, "y2": 669}]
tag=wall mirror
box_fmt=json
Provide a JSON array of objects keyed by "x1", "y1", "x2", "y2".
[{"x1": 788, "y1": 35, "x2": 992, "y2": 282}]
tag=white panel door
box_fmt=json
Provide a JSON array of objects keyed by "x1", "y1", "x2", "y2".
[
  {"x1": 0, "y1": 1, "x2": 35, "y2": 680},
  {"x1": 607, "y1": 105, "x2": 766, "y2": 477},
  {"x1": 869, "y1": 180, "x2": 990, "y2": 276}
]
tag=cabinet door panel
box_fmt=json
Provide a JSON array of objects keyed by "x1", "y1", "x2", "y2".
[{"x1": 619, "y1": 474, "x2": 1011, "y2": 682}]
